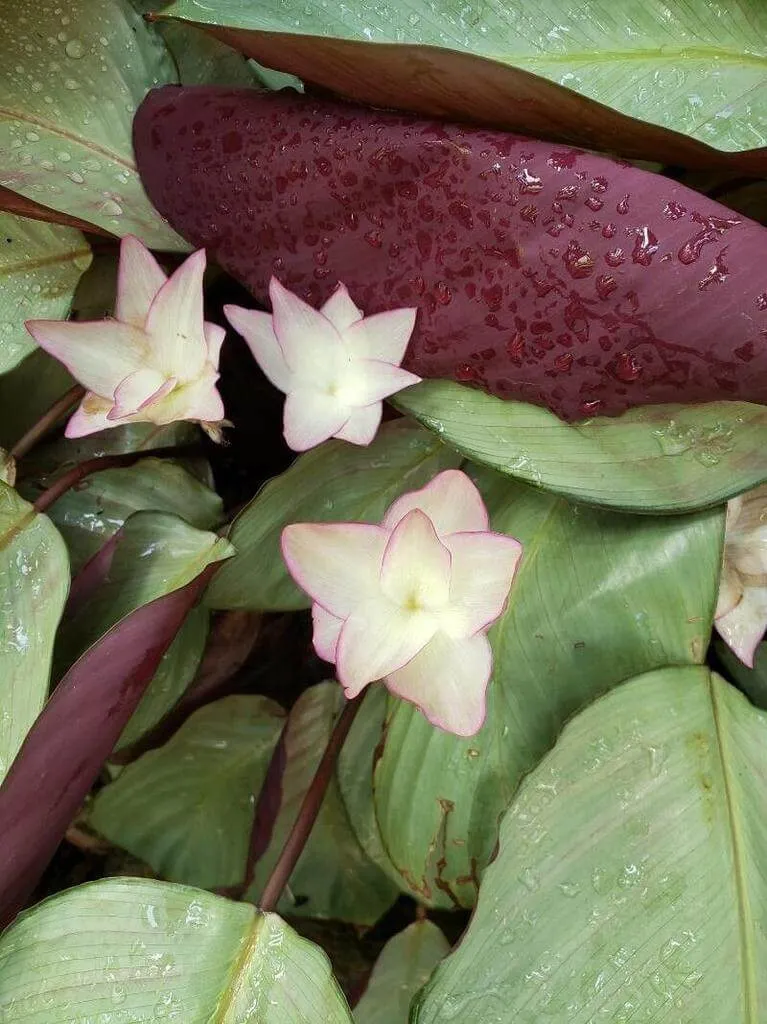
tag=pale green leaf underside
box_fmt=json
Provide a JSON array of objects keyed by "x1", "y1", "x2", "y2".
[
  {"x1": 206, "y1": 420, "x2": 461, "y2": 611},
  {"x1": 396, "y1": 382, "x2": 767, "y2": 513},
  {"x1": 415, "y1": 666, "x2": 767, "y2": 1022},
  {"x1": 0, "y1": 878, "x2": 353, "y2": 1022},
  {"x1": 354, "y1": 920, "x2": 449, "y2": 1024},
  {"x1": 340, "y1": 470, "x2": 724, "y2": 907},
  {"x1": 166, "y1": 0, "x2": 767, "y2": 153},
  {"x1": 0, "y1": 213, "x2": 91, "y2": 374},
  {"x1": 1, "y1": 0, "x2": 186, "y2": 248},
  {"x1": 246, "y1": 683, "x2": 399, "y2": 925},
  {"x1": 91, "y1": 696, "x2": 285, "y2": 888},
  {"x1": 0, "y1": 483, "x2": 68, "y2": 783}
]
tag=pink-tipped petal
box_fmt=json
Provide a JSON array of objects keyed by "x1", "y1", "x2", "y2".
[
  {"x1": 333, "y1": 403, "x2": 382, "y2": 445},
  {"x1": 444, "y1": 531, "x2": 523, "y2": 635},
  {"x1": 383, "y1": 469, "x2": 490, "y2": 535},
  {"x1": 145, "y1": 248, "x2": 208, "y2": 379},
  {"x1": 716, "y1": 586, "x2": 767, "y2": 668},
  {"x1": 65, "y1": 394, "x2": 114, "y2": 438},
  {"x1": 269, "y1": 277, "x2": 345, "y2": 376},
  {"x1": 344, "y1": 307, "x2": 417, "y2": 364},
  {"x1": 336, "y1": 599, "x2": 438, "y2": 696},
  {"x1": 385, "y1": 631, "x2": 492, "y2": 737},
  {"x1": 283, "y1": 389, "x2": 351, "y2": 451},
  {"x1": 347, "y1": 359, "x2": 421, "y2": 405},
  {"x1": 204, "y1": 322, "x2": 226, "y2": 367},
  {"x1": 380, "y1": 509, "x2": 451, "y2": 610},
  {"x1": 312, "y1": 604, "x2": 344, "y2": 662},
  {"x1": 115, "y1": 235, "x2": 167, "y2": 327},
  {"x1": 281, "y1": 522, "x2": 388, "y2": 618},
  {"x1": 321, "y1": 283, "x2": 363, "y2": 331},
  {"x1": 26, "y1": 319, "x2": 149, "y2": 397},
  {"x1": 109, "y1": 367, "x2": 169, "y2": 419},
  {"x1": 224, "y1": 304, "x2": 292, "y2": 391}
]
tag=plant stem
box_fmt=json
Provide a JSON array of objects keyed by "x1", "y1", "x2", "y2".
[
  {"x1": 258, "y1": 691, "x2": 366, "y2": 913},
  {"x1": 9, "y1": 385, "x2": 85, "y2": 461},
  {"x1": 33, "y1": 444, "x2": 201, "y2": 515}
]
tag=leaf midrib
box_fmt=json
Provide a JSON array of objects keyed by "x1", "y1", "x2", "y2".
[
  {"x1": 0, "y1": 107, "x2": 134, "y2": 172},
  {"x1": 1, "y1": 247, "x2": 91, "y2": 278},
  {"x1": 498, "y1": 46, "x2": 767, "y2": 69}
]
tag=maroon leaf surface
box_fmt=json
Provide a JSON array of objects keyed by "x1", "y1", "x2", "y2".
[
  {"x1": 134, "y1": 87, "x2": 767, "y2": 420},
  {"x1": 0, "y1": 567, "x2": 214, "y2": 930}
]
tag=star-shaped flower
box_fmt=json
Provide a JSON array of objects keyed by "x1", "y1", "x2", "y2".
[
  {"x1": 26, "y1": 236, "x2": 225, "y2": 440},
  {"x1": 281, "y1": 470, "x2": 523, "y2": 736},
  {"x1": 715, "y1": 484, "x2": 767, "y2": 666},
  {"x1": 225, "y1": 278, "x2": 421, "y2": 451}
]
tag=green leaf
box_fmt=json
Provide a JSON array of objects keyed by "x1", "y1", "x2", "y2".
[
  {"x1": 396, "y1": 382, "x2": 767, "y2": 513},
  {"x1": 715, "y1": 636, "x2": 767, "y2": 711},
  {"x1": 206, "y1": 420, "x2": 461, "y2": 611},
  {"x1": 37, "y1": 456, "x2": 223, "y2": 573},
  {"x1": 246, "y1": 683, "x2": 399, "y2": 924},
  {"x1": 414, "y1": 667, "x2": 767, "y2": 1022},
  {"x1": 354, "y1": 920, "x2": 450, "y2": 1024},
  {"x1": 0, "y1": 349, "x2": 74, "y2": 450},
  {"x1": 0, "y1": 214, "x2": 91, "y2": 374},
  {"x1": 0, "y1": 483, "x2": 68, "y2": 783},
  {"x1": 91, "y1": 696, "x2": 285, "y2": 888},
  {"x1": 161, "y1": 0, "x2": 767, "y2": 166},
  {"x1": 0, "y1": 878, "x2": 353, "y2": 1022},
  {"x1": 340, "y1": 469, "x2": 724, "y2": 907},
  {"x1": 0, "y1": 0, "x2": 186, "y2": 248}
]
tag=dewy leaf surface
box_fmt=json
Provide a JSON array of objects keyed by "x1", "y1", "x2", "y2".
[
  {"x1": 0, "y1": 878, "x2": 353, "y2": 1022},
  {"x1": 0, "y1": 483, "x2": 68, "y2": 784},
  {"x1": 0, "y1": 213, "x2": 91, "y2": 374},
  {"x1": 162, "y1": 0, "x2": 767, "y2": 163},
  {"x1": 414, "y1": 667, "x2": 767, "y2": 1023},
  {"x1": 0, "y1": 0, "x2": 186, "y2": 247},
  {"x1": 134, "y1": 88, "x2": 767, "y2": 421}
]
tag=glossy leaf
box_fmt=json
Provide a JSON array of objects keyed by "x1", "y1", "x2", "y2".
[
  {"x1": 338, "y1": 468, "x2": 724, "y2": 907},
  {"x1": 0, "y1": 878, "x2": 353, "y2": 1022},
  {"x1": 414, "y1": 667, "x2": 767, "y2": 1022},
  {"x1": 247, "y1": 683, "x2": 399, "y2": 924},
  {"x1": 91, "y1": 696, "x2": 285, "y2": 888},
  {"x1": 0, "y1": 483, "x2": 68, "y2": 784},
  {"x1": 0, "y1": 214, "x2": 91, "y2": 374},
  {"x1": 0, "y1": 0, "x2": 185, "y2": 248},
  {"x1": 396, "y1": 382, "x2": 767, "y2": 512},
  {"x1": 206, "y1": 420, "x2": 461, "y2": 611},
  {"x1": 134, "y1": 88, "x2": 767, "y2": 421},
  {"x1": 161, "y1": 0, "x2": 767, "y2": 166},
  {"x1": 0, "y1": 568, "x2": 219, "y2": 926},
  {"x1": 354, "y1": 920, "x2": 450, "y2": 1024}
]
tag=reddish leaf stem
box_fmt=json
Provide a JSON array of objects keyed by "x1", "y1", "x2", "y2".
[{"x1": 9, "y1": 385, "x2": 85, "y2": 461}]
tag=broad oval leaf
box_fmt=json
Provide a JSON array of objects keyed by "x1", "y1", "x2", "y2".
[
  {"x1": 414, "y1": 667, "x2": 767, "y2": 1022},
  {"x1": 161, "y1": 0, "x2": 767, "y2": 166},
  {"x1": 0, "y1": 483, "x2": 68, "y2": 783},
  {"x1": 0, "y1": 878, "x2": 353, "y2": 1022},
  {"x1": 90, "y1": 695, "x2": 285, "y2": 889},
  {"x1": 339, "y1": 469, "x2": 724, "y2": 907},
  {"x1": 206, "y1": 420, "x2": 461, "y2": 611},
  {"x1": 0, "y1": 213, "x2": 91, "y2": 374},
  {"x1": 354, "y1": 920, "x2": 450, "y2": 1024},
  {"x1": 134, "y1": 88, "x2": 767, "y2": 420},
  {"x1": 0, "y1": 349, "x2": 74, "y2": 451},
  {"x1": 246, "y1": 682, "x2": 399, "y2": 924},
  {"x1": 396, "y1": 382, "x2": 767, "y2": 512},
  {"x1": 0, "y1": 0, "x2": 185, "y2": 247}
]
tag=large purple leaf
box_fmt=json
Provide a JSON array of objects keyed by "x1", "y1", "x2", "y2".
[
  {"x1": 134, "y1": 88, "x2": 767, "y2": 420},
  {"x1": 0, "y1": 567, "x2": 214, "y2": 930}
]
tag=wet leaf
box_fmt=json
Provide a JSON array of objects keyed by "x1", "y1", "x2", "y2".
[
  {"x1": 0, "y1": 878, "x2": 353, "y2": 1022},
  {"x1": 161, "y1": 0, "x2": 767, "y2": 166},
  {"x1": 0, "y1": 213, "x2": 91, "y2": 374},
  {"x1": 206, "y1": 420, "x2": 461, "y2": 611},
  {"x1": 396, "y1": 382, "x2": 767, "y2": 512},
  {"x1": 0, "y1": 0, "x2": 186, "y2": 248},
  {"x1": 0, "y1": 483, "x2": 68, "y2": 784},
  {"x1": 134, "y1": 88, "x2": 767, "y2": 421},
  {"x1": 91, "y1": 696, "x2": 285, "y2": 888},
  {"x1": 246, "y1": 683, "x2": 399, "y2": 924},
  {"x1": 414, "y1": 667, "x2": 767, "y2": 1023}
]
